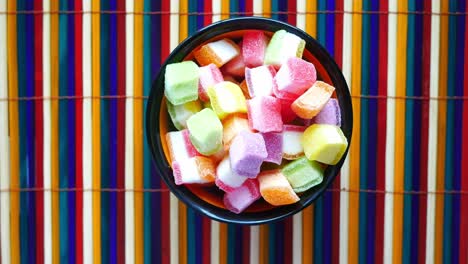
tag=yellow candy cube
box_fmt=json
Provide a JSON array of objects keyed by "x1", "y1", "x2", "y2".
[
  {"x1": 302, "y1": 124, "x2": 348, "y2": 165},
  {"x1": 207, "y1": 81, "x2": 247, "y2": 119}
]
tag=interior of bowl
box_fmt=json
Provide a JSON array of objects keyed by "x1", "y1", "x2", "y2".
[{"x1": 146, "y1": 17, "x2": 352, "y2": 224}]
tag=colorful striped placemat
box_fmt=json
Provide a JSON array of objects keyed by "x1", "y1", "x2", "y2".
[{"x1": 0, "y1": 0, "x2": 468, "y2": 263}]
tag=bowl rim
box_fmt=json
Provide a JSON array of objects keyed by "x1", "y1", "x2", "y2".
[{"x1": 146, "y1": 16, "x2": 353, "y2": 225}]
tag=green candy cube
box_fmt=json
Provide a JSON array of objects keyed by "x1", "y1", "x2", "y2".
[
  {"x1": 187, "y1": 108, "x2": 223, "y2": 155},
  {"x1": 264, "y1": 30, "x2": 306, "y2": 67},
  {"x1": 281, "y1": 157, "x2": 324, "y2": 193},
  {"x1": 164, "y1": 61, "x2": 199, "y2": 105},
  {"x1": 167, "y1": 100, "x2": 202, "y2": 130}
]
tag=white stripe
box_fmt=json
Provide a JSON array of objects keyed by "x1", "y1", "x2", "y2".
[
  {"x1": 169, "y1": 2, "x2": 180, "y2": 263},
  {"x1": 253, "y1": 0, "x2": 262, "y2": 16},
  {"x1": 296, "y1": 0, "x2": 306, "y2": 31},
  {"x1": 384, "y1": 0, "x2": 397, "y2": 263},
  {"x1": 212, "y1": 0, "x2": 221, "y2": 23},
  {"x1": 292, "y1": 212, "x2": 302, "y2": 264},
  {"x1": 210, "y1": 221, "x2": 220, "y2": 264},
  {"x1": 82, "y1": 0, "x2": 93, "y2": 263},
  {"x1": 125, "y1": 1, "x2": 135, "y2": 263},
  {"x1": 42, "y1": 0, "x2": 53, "y2": 263},
  {"x1": 249, "y1": 225, "x2": 259, "y2": 264},
  {"x1": 425, "y1": 1, "x2": 440, "y2": 263},
  {"x1": 339, "y1": 0, "x2": 352, "y2": 263},
  {"x1": 0, "y1": 1, "x2": 10, "y2": 263}
]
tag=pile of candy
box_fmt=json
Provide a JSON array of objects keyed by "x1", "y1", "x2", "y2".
[{"x1": 164, "y1": 30, "x2": 348, "y2": 214}]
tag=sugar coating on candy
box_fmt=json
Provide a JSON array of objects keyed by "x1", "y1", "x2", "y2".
[
  {"x1": 229, "y1": 131, "x2": 268, "y2": 178},
  {"x1": 247, "y1": 96, "x2": 283, "y2": 133},
  {"x1": 245, "y1": 65, "x2": 277, "y2": 97},
  {"x1": 164, "y1": 61, "x2": 199, "y2": 105},
  {"x1": 314, "y1": 98, "x2": 341, "y2": 126},
  {"x1": 167, "y1": 100, "x2": 202, "y2": 130},
  {"x1": 222, "y1": 114, "x2": 250, "y2": 150},
  {"x1": 173, "y1": 156, "x2": 216, "y2": 185},
  {"x1": 207, "y1": 81, "x2": 247, "y2": 119},
  {"x1": 303, "y1": 124, "x2": 348, "y2": 165},
  {"x1": 274, "y1": 57, "x2": 317, "y2": 99},
  {"x1": 264, "y1": 30, "x2": 306, "y2": 67},
  {"x1": 261, "y1": 132, "x2": 283, "y2": 165},
  {"x1": 186, "y1": 108, "x2": 223, "y2": 155},
  {"x1": 291, "y1": 81, "x2": 335, "y2": 119},
  {"x1": 281, "y1": 157, "x2": 324, "y2": 193},
  {"x1": 215, "y1": 156, "x2": 248, "y2": 192},
  {"x1": 243, "y1": 30, "x2": 268, "y2": 68},
  {"x1": 258, "y1": 170, "x2": 299, "y2": 205},
  {"x1": 198, "y1": 64, "x2": 224, "y2": 102},
  {"x1": 282, "y1": 125, "x2": 306, "y2": 160},
  {"x1": 222, "y1": 41, "x2": 245, "y2": 77},
  {"x1": 223, "y1": 179, "x2": 261, "y2": 214},
  {"x1": 280, "y1": 99, "x2": 296, "y2": 123},
  {"x1": 194, "y1": 39, "x2": 240, "y2": 67},
  {"x1": 165, "y1": 130, "x2": 199, "y2": 163}
]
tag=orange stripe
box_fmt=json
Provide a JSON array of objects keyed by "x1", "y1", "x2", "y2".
[
  {"x1": 259, "y1": 224, "x2": 269, "y2": 263},
  {"x1": 348, "y1": 1, "x2": 362, "y2": 263},
  {"x1": 262, "y1": 0, "x2": 271, "y2": 18},
  {"x1": 305, "y1": 0, "x2": 317, "y2": 38},
  {"x1": 91, "y1": 1, "x2": 101, "y2": 263},
  {"x1": 302, "y1": 205, "x2": 314, "y2": 263},
  {"x1": 7, "y1": 0, "x2": 20, "y2": 262},
  {"x1": 221, "y1": 0, "x2": 229, "y2": 20},
  {"x1": 179, "y1": 0, "x2": 188, "y2": 43},
  {"x1": 219, "y1": 223, "x2": 227, "y2": 264},
  {"x1": 435, "y1": 1, "x2": 449, "y2": 264}
]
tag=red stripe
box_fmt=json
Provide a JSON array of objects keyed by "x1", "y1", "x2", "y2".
[
  {"x1": 204, "y1": 0, "x2": 212, "y2": 26},
  {"x1": 161, "y1": 0, "x2": 170, "y2": 62},
  {"x1": 245, "y1": 0, "x2": 253, "y2": 16},
  {"x1": 418, "y1": 1, "x2": 431, "y2": 263},
  {"x1": 375, "y1": 1, "x2": 388, "y2": 263},
  {"x1": 202, "y1": 218, "x2": 211, "y2": 264},
  {"x1": 116, "y1": 0, "x2": 126, "y2": 263},
  {"x1": 287, "y1": 0, "x2": 296, "y2": 26},
  {"x1": 334, "y1": 0, "x2": 344, "y2": 70},
  {"x1": 283, "y1": 217, "x2": 293, "y2": 263},
  {"x1": 74, "y1": 0, "x2": 84, "y2": 263},
  {"x1": 459, "y1": 1, "x2": 468, "y2": 262},
  {"x1": 34, "y1": 0, "x2": 44, "y2": 262}
]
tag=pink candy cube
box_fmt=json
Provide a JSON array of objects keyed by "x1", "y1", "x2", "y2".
[
  {"x1": 242, "y1": 30, "x2": 268, "y2": 68},
  {"x1": 215, "y1": 156, "x2": 248, "y2": 192},
  {"x1": 223, "y1": 179, "x2": 261, "y2": 214},
  {"x1": 273, "y1": 57, "x2": 317, "y2": 100},
  {"x1": 280, "y1": 99, "x2": 297, "y2": 123},
  {"x1": 198, "y1": 64, "x2": 224, "y2": 102},
  {"x1": 166, "y1": 130, "x2": 200, "y2": 163},
  {"x1": 173, "y1": 156, "x2": 216, "y2": 185},
  {"x1": 245, "y1": 65, "x2": 277, "y2": 98},
  {"x1": 247, "y1": 96, "x2": 283, "y2": 133},
  {"x1": 221, "y1": 41, "x2": 246, "y2": 77}
]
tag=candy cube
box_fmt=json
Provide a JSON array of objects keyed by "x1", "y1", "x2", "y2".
[
  {"x1": 303, "y1": 124, "x2": 348, "y2": 165},
  {"x1": 198, "y1": 64, "x2": 224, "y2": 102},
  {"x1": 164, "y1": 61, "x2": 199, "y2": 105},
  {"x1": 207, "y1": 81, "x2": 247, "y2": 119},
  {"x1": 264, "y1": 30, "x2": 305, "y2": 67},
  {"x1": 221, "y1": 41, "x2": 245, "y2": 77},
  {"x1": 215, "y1": 156, "x2": 248, "y2": 192},
  {"x1": 222, "y1": 114, "x2": 250, "y2": 150},
  {"x1": 291, "y1": 81, "x2": 335, "y2": 119},
  {"x1": 187, "y1": 108, "x2": 223, "y2": 155},
  {"x1": 282, "y1": 125, "x2": 305, "y2": 160},
  {"x1": 281, "y1": 157, "x2": 324, "y2": 193},
  {"x1": 229, "y1": 131, "x2": 268, "y2": 178},
  {"x1": 165, "y1": 129, "x2": 200, "y2": 163},
  {"x1": 194, "y1": 38, "x2": 240, "y2": 68},
  {"x1": 247, "y1": 96, "x2": 283, "y2": 133},
  {"x1": 280, "y1": 99, "x2": 296, "y2": 123},
  {"x1": 261, "y1": 132, "x2": 283, "y2": 165},
  {"x1": 273, "y1": 57, "x2": 317, "y2": 100},
  {"x1": 245, "y1": 65, "x2": 277, "y2": 97},
  {"x1": 314, "y1": 98, "x2": 341, "y2": 126},
  {"x1": 173, "y1": 156, "x2": 216, "y2": 185},
  {"x1": 167, "y1": 100, "x2": 202, "y2": 130},
  {"x1": 258, "y1": 170, "x2": 300, "y2": 205},
  {"x1": 243, "y1": 30, "x2": 268, "y2": 68},
  {"x1": 223, "y1": 179, "x2": 261, "y2": 214}
]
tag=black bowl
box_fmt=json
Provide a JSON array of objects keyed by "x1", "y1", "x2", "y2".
[{"x1": 146, "y1": 17, "x2": 352, "y2": 225}]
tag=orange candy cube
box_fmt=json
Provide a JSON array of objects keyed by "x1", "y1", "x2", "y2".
[
  {"x1": 258, "y1": 170, "x2": 300, "y2": 206},
  {"x1": 291, "y1": 81, "x2": 335, "y2": 119}
]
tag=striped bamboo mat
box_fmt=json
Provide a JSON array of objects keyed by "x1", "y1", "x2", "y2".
[{"x1": 1, "y1": 0, "x2": 468, "y2": 263}]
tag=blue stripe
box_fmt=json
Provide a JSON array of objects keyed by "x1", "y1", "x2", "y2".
[
  {"x1": 268, "y1": 222, "x2": 277, "y2": 264},
  {"x1": 443, "y1": 0, "x2": 457, "y2": 262},
  {"x1": 227, "y1": 224, "x2": 236, "y2": 264},
  {"x1": 239, "y1": 0, "x2": 246, "y2": 15},
  {"x1": 58, "y1": 0, "x2": 70, "y2": 261},
  {"x1": 188, "y1": 0, "x2": 197, "y2": 36},
  {"x1": 270, "y1": 0, "x2": 278, "y2": 20},
  {"x1": 230, "y1": 0, "x2": 238, "y2": 18},
  {"x1": 197, "y1": 0, "x2": 204, "y2": 28},
  {"x1": 109, "y1": 0, "x2": 118, "y2": 263},
  {"x1": 278, "y1": 0, "x2": 287, "y2": 22}
]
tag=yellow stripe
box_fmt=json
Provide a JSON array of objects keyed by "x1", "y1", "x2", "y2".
[
  {"x1": 259, "y1": 224, "x2": 269, "y2": 263},
  {"x1": 7, "y1": 0, "x2": 20, "y2": 262},
  {"x1": 219, "y1": 223, "x2": 227, "y2": 264},
  {"x1": 348, "y1": 1, "x2": 362, "y2": 263},
  {"x1": 302, "y1": 205, "x2": 314, "y2": 263},
  {"x1": 305, "y1": 0, "x2": 317, "y2": 38},
  {"x1": 91, "y1": 1, "x2": 101, "y2": 263},
  {"x1": 262, "y1": 0, "x2": 271, "y2": 18},
  {"x1": 392, "y1": 1, "x2": 407, "y2": 263},
  {"x1": 133, "y1": 1, "x2": 144, "y2": 263},
  {"x1": 179, "y1": 0, "x2": 188, "y2": 43},
  {"x1": 50, "y1": 0, "x2": 60, "y2": 263},
  {"x1": 435, "y1": 1, "x2": 448, "y2": 263},
  {"x1": 221, "y1": 0, "x2": 230, "y2": 20}
]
